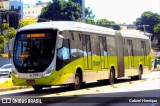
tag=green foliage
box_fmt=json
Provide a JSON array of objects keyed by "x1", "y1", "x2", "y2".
[
  {"x1": 135, "y1": 11, "x2": 160, "y2": 34},
  {"x1": 96, "y1": 19, "x2": 121, "y2": 30},
  {"x1": 0, "y1": 36, "x2": 4, "y2": 44},
  {"x1": 7, "y1": 28, "x2": 17, "y2": 39},
  {"x1": 38, "y1": 0, "x2": 94, "y2": 22},
  {"x1": 19, "y1": 19, "x2": 36, "y2": 28},
  {"x1": 70, "y1": 0, "x2": 82, "y2": 6},
  {"x1": 2, "y1": 23, "x2": 9, "y2": 30},
  {"x1": 154, "y1": 23, "x2": 160, "y2": 35},
  {"x1": 39, "y1": 0, "x2": 81, "y2": 21},
  {"x1": 0, "y1": 36, "x2": 5, "y2": 53}
]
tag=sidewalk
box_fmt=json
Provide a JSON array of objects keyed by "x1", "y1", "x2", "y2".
[
  {"x1": 0, "y1": 78, "x2": 31, "y2": 92},
  {"x1": 0, "y1": 86, "x2": 30, "y2": 92}
]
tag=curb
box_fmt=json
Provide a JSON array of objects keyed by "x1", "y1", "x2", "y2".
[{"x1": 0, "y1": 86, "x2": 31, "y2": 92}]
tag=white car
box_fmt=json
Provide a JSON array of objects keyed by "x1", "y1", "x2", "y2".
[{"x1": 0, "y1": 64, "x2": 13, "y2": 78}]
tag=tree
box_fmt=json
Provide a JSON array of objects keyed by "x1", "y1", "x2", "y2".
[
  {"x1": 38, "y1": 0, "x2": 94, "y2": 22},
  {"x1": 70, "y1": 0, "x2": 82, "y2": 6},
  {"x1": 38, "y1": 0, "x2": 81, "y2": 22},
  {"x1": 19, "y1": 19, "x2": 36, "y2": 28},
  {"x1": 154, "y1": 23, "x2": 160, "y2": 34},
  {"x1": 96, "y1": 19, "x2": 121, "y2": 30},
  {"x1": 154, "y1": 23, "x2": 160, "y2": 42},
  {"x1": 135, "y1": 11, "x2": 160, "y2": 34}
]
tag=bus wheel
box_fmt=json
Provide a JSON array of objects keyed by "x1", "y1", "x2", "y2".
[
  {"x1": 134, "y1": 67, "x2": 142, "y2": 80},
  {"x1": 72, "y1": 72, "x2": 82, "y2": 90},
  {"x1": 32, "y1": 86, "x2": 43, "y2": 92},
  {"x1": 109, "y1": 69, "x2": 115, "y2": 85}
]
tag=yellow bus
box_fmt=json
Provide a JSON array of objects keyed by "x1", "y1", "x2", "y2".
[{"x1": 11, "y1": 21, "x2": 152, "y2": 91}]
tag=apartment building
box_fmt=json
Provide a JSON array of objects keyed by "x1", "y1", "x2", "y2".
[{"x1": 23, "y1": 1, "x2": 48, "y2": 20}]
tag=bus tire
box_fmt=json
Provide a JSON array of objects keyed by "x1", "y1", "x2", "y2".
[
  {"x1": 109, "y1": 68, "x2": 115, "y2": 85},
  {"x1": 134, "y1": 66, "x2": 142, "y2": 80},
  {"x1": 9, "y1": 72, "x2": 11, "y2": 78},
  {"x1": 71, "y1": 72, "x2": 82, "y2": 90},
  {"x1": 131, "y1": 66, "x2": 142, "y2": 80},
  {"x1": 32, "y1": 86, "x2": 43, "y2": 92}
]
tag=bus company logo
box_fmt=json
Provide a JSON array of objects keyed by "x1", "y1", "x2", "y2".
[
  {"x1": 2, "y1": 98, "x2": 11, "y2": 103},
  {"x1": 93, "y1": 61, "x2": 101, "y2": 67}
]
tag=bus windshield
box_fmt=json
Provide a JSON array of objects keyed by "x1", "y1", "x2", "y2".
[{"x1": 13, "y1": 29, "x2": 57, "y2": 73}]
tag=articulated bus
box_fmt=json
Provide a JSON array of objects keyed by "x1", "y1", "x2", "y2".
[{"x1": 11, "y1": 21, "x2": 152, "y2": 91}]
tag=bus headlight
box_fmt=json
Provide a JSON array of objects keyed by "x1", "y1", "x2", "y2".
[
  {"x1": 43, "y1": 69, "x2": 52, "y2": 77},
  {"x1": 43, "y1": 65, "x2": 55, "y2": 77}
]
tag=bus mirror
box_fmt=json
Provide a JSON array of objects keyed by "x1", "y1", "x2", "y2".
[{"x1": 57, "y1": 35, "x2": 63, "y2": 48}]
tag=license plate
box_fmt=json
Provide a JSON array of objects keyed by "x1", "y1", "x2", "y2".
[{"x1": 26, "y1": 80, "x2": 35, "y2": 84}]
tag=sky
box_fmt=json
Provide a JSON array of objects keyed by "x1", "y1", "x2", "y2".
[
  {"x1": 23, "y1": 0, "x2": 160, "y2": 24},
  {"x1": 85, "y1": 0, "x2": 160, "y2": 24}
]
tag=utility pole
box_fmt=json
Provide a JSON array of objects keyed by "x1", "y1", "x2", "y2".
[
  {"x1": 82, "y1": 0, "x2": 85, "y2": 23},
  {"x1": 139, "y1": 25, "x2": 152, "y2": 42},
  {"x1": 138, "y1": 25, "x2": 149, "y2": 35}
]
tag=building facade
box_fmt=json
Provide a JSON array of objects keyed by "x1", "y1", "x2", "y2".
[
  {"x1": 0, "y1": 0, "x2": 23, "y2": 29},
  {"x1": 0, "y1": 0, "x2": 23, "y2": 18},
  {"x1": 23, "y1": 2, "x2": 48, "y2": 20}
]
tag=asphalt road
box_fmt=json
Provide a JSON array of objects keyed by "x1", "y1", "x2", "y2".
[
  {"x1": 0, "y1": 57, "x2": 10, "y2": 67},
  {"x1": 0, "y1": 71, "x2": 159, "y2": 106}
]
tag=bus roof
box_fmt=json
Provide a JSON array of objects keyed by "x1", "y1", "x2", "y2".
[
  {"x1": 121, "y1": 31, "x2": 149, "y2": 40},
  {"x1": 18, "y1": 21, "x2": 149, "y2": 39},
  {"x1": 18, "y1": 21, "x2": 116, "y2": 35}
]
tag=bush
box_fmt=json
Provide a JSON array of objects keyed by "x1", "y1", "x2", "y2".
[
  {"x1": 0, "y1": 44, "x2": 3, "y2": 53},
  {"x1": 8, "y1": 28, "x2": 17, "y2": 39},
  {"x1": 2, "y1": 23, "x2": 9, "y2": 30},
  {"x1": 0, "y1": 36, "x2": 4, "y2": 43}
]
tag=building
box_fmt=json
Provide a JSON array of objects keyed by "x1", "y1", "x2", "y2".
[
  {"x1": 0, "y1": 0, "x2": 23, "y2": 53},
  {"x1": 23, "y1": 1, "x2": 48, "y2": 20},
  {"x1": 0, "y1": 0, "x2": 23, "y2": 18},
  {"x1": 0, "y1": 0, "x2": 23, "y2": 29}
]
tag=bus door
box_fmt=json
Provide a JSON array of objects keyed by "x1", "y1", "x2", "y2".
[
  {"x1": 127, "y1": 40, "x2": 134, "y2": 67},
  {"x1": 141, "y1": 41, "x2": 147, "y2": 66},
  {"x1": 82, "y1": 35, "x2": 92, "y2": 70},
  {"x1": 99, "y1": 36, "x2": 108, "y2": 69}
]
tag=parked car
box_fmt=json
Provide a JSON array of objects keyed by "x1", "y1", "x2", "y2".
[{"x1": 0, "y1": 64, "x2": 13, "y2": 77}]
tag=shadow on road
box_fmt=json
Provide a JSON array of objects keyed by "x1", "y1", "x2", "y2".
[{"x1": 1, "y1": 77, "x2": 149, "y2": 96}]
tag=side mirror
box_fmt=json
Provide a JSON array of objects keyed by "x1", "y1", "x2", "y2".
[{"x1": 56, "y1": 35, "x2": 63, "y2": 49}]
